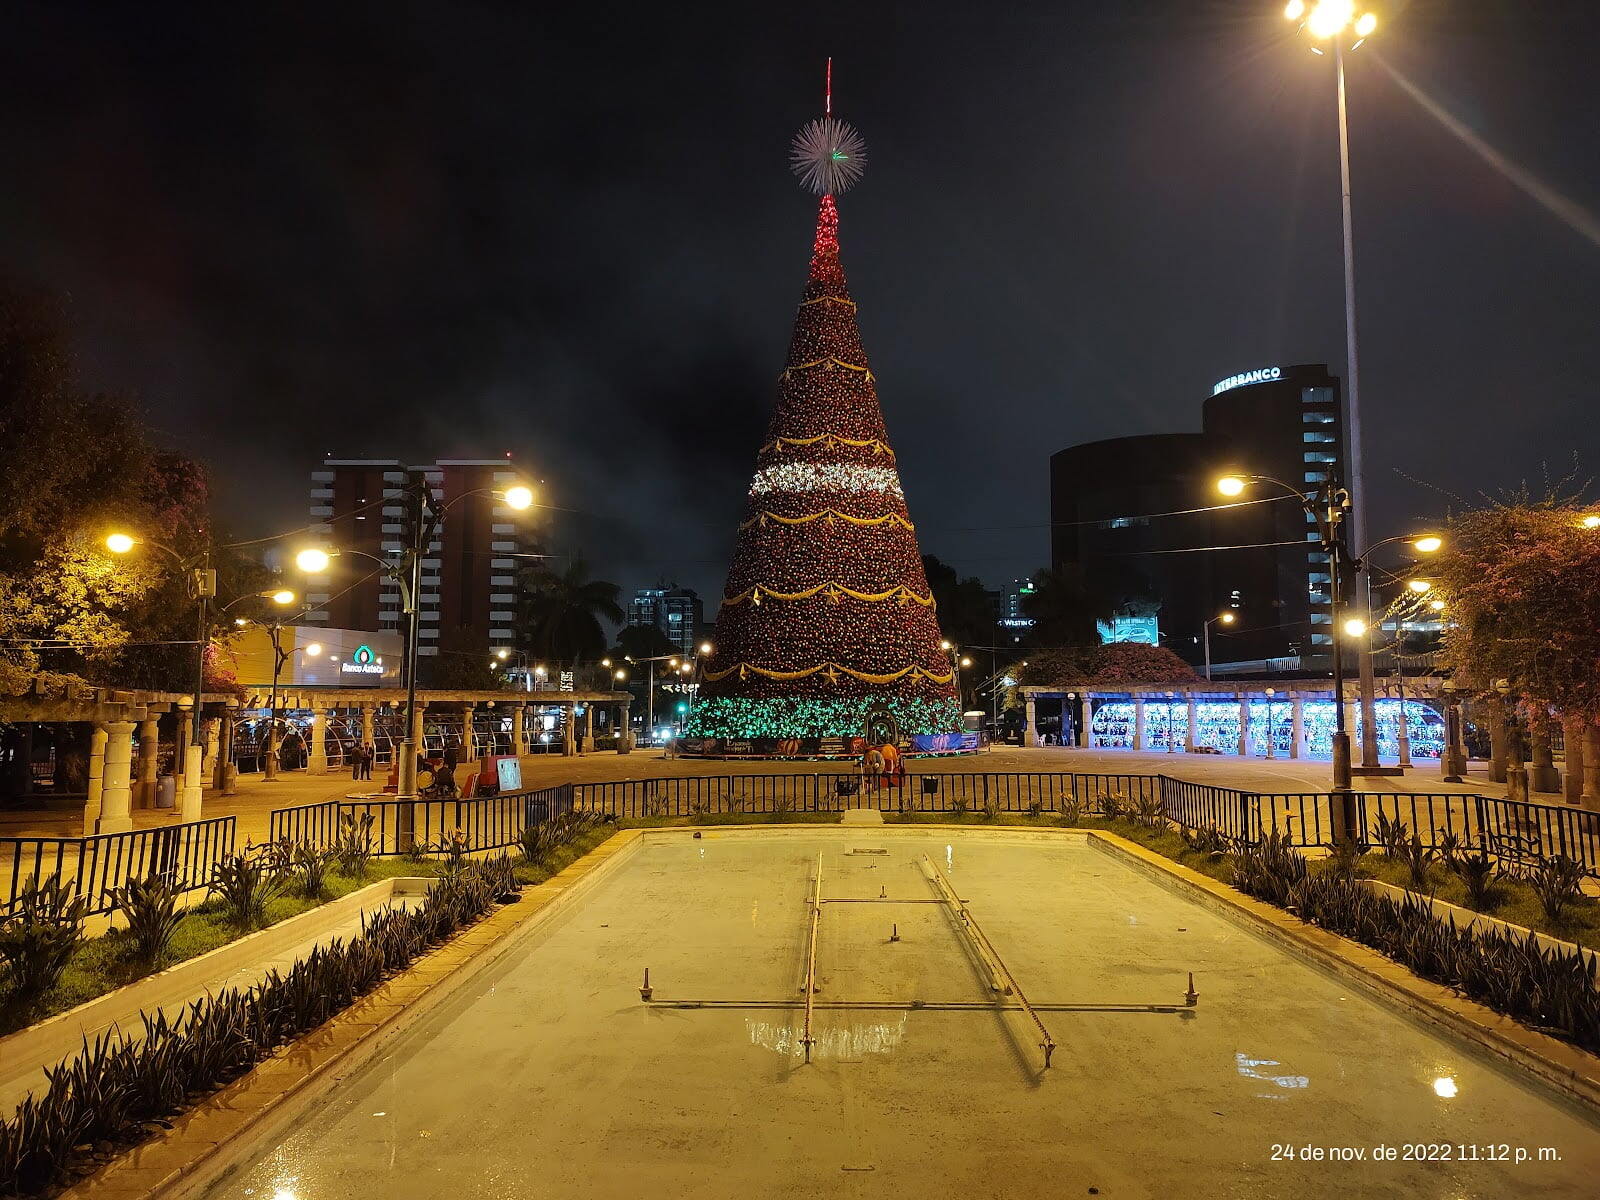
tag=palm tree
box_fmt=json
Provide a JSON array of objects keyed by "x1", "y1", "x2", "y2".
[{"x1": 517, "y1": 558, "x2": 625, "y2": 668}]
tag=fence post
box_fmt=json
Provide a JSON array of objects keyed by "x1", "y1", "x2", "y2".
[{"x1": 1239, "y1": 792, "x2": 1253, "y2": 844}]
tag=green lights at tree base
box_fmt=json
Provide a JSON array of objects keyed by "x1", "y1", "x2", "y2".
[{"x1": 683, "y1": 695, "x2": 962, "y2": 740}]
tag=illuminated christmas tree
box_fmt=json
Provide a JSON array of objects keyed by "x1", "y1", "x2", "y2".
[{"x1": 686, "y1": 94, "x2": 962, "y2": 746}]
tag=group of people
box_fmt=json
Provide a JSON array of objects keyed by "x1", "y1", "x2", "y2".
[{"x1": 350, "y1": 742, "x2": 378, "y2": 781}]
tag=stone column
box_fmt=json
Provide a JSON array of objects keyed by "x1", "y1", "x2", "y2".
[
  {"x1": 175, "y1": 709, "x2": 194, "y2": 782},
  {"x1": 360, "y1": 703, "x2": 375, "y2": 747},
  {"x1": 1237, "y1": 695, "x2": 1250, "y2": 757},
  {"x1": 98, "y1": 721, "x2": 136, "y2": 834},
  {"x1": 179, "y1": 741, "x2": 203, "y2": 823},
  {"x1": 1583, "y1": 727, "x2": 1600, "y2": 809},
  {"x1": 1529, "y1": 710, "x2": 1560, "y2": 793},
  {"x1": 201, "y1": 718, "x2": 220, "y2": 778},
  {"x1": 215, "y1": 707, "x2": 237, "y2": 794},
  {"x1": 1132, "y1": 697, "x2": 1147, "y2": 751},
  {"x1": 135, "y1": 717, "x2": 160, "y2": 808},
  {"x1": 511, "y1": 703, "x2": 527, "y2": 756},
  {"x1": 618, "y1": 701, "x2": 632, "y2": 752},
  {"x1": 308, "y1": 708, "x2": 328, "y2": 774},
  {"x1": 1290, "y1": 695, "x2": 1305, "y2": 760},
  {"x1": 460, "y1": 704, "x2": 476, "y2": 768},
  {"x1": 1488, "y1": 698, "x2": 1508, "y2": 783},
  {"x1": 584, "y1": 703, "x2": 595, "y2": 745},
  {"x1": 1023, "y1": 694, "x2": 1038, "y2": 748},
  {"x1": 1344, "y1": 697, "x2": 1360, "y2": 752},
  {"x1": 1563, "y1": 715, "x2": 1586, "y2": 804},
  {"x1": 1184, "y1": 696, "x2": 1197, "y2": 753},
  {"x1": 411, "y1": 702, "x2": 427, "y2": 753},
  {"x1": 562, "y1": 704, "x2": 576, "y2": 756},
  {"x1": 84, "y1": 723, "x2": 108, "y2": 831}
]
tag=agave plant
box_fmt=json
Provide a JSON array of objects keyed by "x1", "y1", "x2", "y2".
[
  {"x1": 208, "y1": 853, "x2": 283, "y2": 933},
  {"x1": 1099, "y1": 792, "x2": 1125, "y2": 821},
  {"x1": 334, "y1": 811, "x2": 376, "y2": 879},
  {"x1": 293, "y1": 842, "x2": 335, "y2": 899},
  {"x1": 1133, "y1": 793, "x2": 1167, "y2": 830},
  {"x1": 1527, "y1": 855, "x2": 1589, "y2": 925},
  {"x1": 0, "y1": 875, "x2": 88, "y2": 1005},
  {"x1": 1397, "y1": 834, "x2": 1435, "y2": 891},
  {"x1": 110, "y1": 873, "x2": 186, "y2": 968},
  {"x1": 1371, "y1": 811, "x2": 1409, "y2": 860},
  {"x1": 1444, "y1": 844, "x2": 1500, "y2": 911}
]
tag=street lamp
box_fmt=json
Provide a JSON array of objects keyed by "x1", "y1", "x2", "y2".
[
  {"x1": 106, "y1": 531, "x2": 216, "y2": 812},
  {"x1": 294, "y1": 478, "x2": 534, "y2": 798},
  {"x1": 1202, "y1": 611, "x2": 1236, "y2": 682}
]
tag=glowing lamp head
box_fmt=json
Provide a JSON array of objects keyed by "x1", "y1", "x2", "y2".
[
  {"x1": 1355, "y1": 11, "x2": 1377, "y2": 37},
  {"x1": 1342, "y1": 617, "x2": 1369, "y2": 638},
  {"x1": 1412, "y1": 535, "x2": 1443, "y2": 554},
  {"x1": 1428, "y1": 598, "x2": 1446, "y2": 612},
  {"x1": 699, "y1": 641, "x2": 713, "y2": 655},
  {"x1": 503, "y1": 484, "x2": 534, "y2": 511},
  {"x1": 270, "y1": 589, "x2": 296, "y2": 605},
  {"x1": 940, "y1": 639, "x2": 953, "y2": 651},
  {"x1": 1283, "y1": 0, "x2": 1305, "y2": 19},
  {"x1": 1216, "y1": 476, "x2": 1247, "y2": 498},
  {"x1": 295, "y1": 547, "x2": 332, "y2": 573},
  {"x1": 1582, "y1": 515, "x2": 1600, "y2": 529},
  {"x1": 535, "y1": 665, "x2": 548, "y2": 677},
  {"x1": 106, "y1": 532, "x2": 136, "y2": 554},
  {"x1": 960, "y1": 656, "x2": 973, "y2": 668},
  {"x1": 1307, "y1": 0, "x2": 1356, "y2": 38},
  {"x1": 304, "y1": 642, "x2": 323, "y2": 657},
  {"x1": 614, "y1": 669, "x2": 627, "y2": 682},
  {"x1": 234, "y1": 617, "x2": 248, "y2": 627},
  {"x1": 1219, "y1": 612, "x2": 1237, "y2": 625},
  {"x1": 496, "y1": 648, "x2": 509, "y2": 660},
  {"x1": 1407, "y1": 579, "x2": 1433, "y2": 594}
]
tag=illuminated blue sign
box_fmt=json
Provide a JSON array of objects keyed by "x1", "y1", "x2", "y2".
[{"x1": 1213, "y1": 366, "x2": 1282, "y2": 395}]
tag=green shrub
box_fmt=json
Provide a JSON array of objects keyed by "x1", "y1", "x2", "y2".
[
  {"x1": 1099, "y1": 791, "x2": 1125, "y2": 821},
  {"x1": 1441, "y1": 842, "x2": 1499, "y2": 911},
  {"x1": 110, "y1": 874, "x2": 185, "y2": 968},
  {"x1": 0, "y1": 876, "x2": 87, "y2": 1006}
]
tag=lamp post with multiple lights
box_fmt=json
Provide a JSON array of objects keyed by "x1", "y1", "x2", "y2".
[
  {"x1": 1217, "y1": 473, "x2": 1441, "y2": 825},
  {"x1": 295, "y1": 479, "x2": 533, "y2": 797}
]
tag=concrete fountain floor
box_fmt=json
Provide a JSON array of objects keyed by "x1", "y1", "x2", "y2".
[{"x1": 204, "y1": 830, "x2": 1600, "y2": 1199}]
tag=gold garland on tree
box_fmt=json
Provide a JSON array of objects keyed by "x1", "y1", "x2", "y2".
[
  {"x1": 738, "y1": 508, "x2": 914, "y2": 532},
  {"x1": 702, "y1": 660, "x2": 954, "y2": 685},
  {"x1": 724, "y1": 581, "x2": 935, "y2": 607},
  {"x1": 783, "y1": 356, "x2": 875, "y2": 382},
  {"x1": 757, "y1": 432, "x2": 895, "y2": 458}
]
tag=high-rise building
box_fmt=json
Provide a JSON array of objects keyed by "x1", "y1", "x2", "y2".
[
  {"x1": 302, "y1": 458, "x2": 534, "y2": 661},
  {"x1": 1050, "y1": 363, "x2": 1345, "y2": 666},
  {"x1": 996, "y1": 579, "x2": 1036, "y2": 644},
  {"x1": 626, "y1": 585, "x2": 704, "y2": 659}
]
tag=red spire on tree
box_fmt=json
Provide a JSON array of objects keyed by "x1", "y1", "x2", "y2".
[{"x1": 687, "y1": 187, "x2": 961, "y2": 744}]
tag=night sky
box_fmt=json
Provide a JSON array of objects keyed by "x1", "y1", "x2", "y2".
[{"x1": 2, "y1": 1, "x2": 1596, "y2": 614}]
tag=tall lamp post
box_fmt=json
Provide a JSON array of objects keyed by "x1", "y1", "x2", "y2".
[
  {"x1": 1282, "y1": 0, "x2": 1382, "y2": 765},
  {"x1": 296, "y1": 479, "x2": 533, "y2": 797},
  {"x1": 1202, "y1": 611, "x2": 1236, "y2": 682},
  {"x1": 105, "y1": 532, "x2": 216, "y2": 818}
]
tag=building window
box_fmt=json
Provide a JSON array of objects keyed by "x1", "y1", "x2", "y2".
[
  {"x1": 1304, "y1": 471, "x2": 1330, "y2": 483},
  {"x1": 1304, "y1": 452, "x2": 1337, "y2": 464},
  {"x1": 1302, "y1": 410, "x2": 1337, "y2": 424},
  {"x1": 1302, "y1": 432, "x2": 1336, "y2": 443}
]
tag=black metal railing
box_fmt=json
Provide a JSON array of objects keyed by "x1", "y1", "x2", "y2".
[
  {"x1": 255, "y1": 771, "x2": 1600, "y2": 879},
  {"x1": 1, "y1": 816, "x2": 237, "y2": 916}
]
